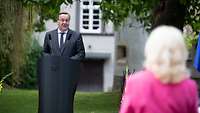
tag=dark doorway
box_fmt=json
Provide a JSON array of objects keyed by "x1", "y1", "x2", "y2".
[{"x1": 77, "y1": 59, "x2": 104, "y2": 91}]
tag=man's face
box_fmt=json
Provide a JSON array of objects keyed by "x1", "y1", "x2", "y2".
[{"x1": 57, "y1": 14, "x2": 70, "y2": 32}]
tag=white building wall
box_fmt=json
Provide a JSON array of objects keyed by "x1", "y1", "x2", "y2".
[
  {"x1": 116, "y1": 15, "x2": 148, "y2": 76},
  {"x1": 83, "y1": 35, "x2": 115, "y2": 92},
  {"x1": 104, "y1": 21, "x2": 114, "y2": 34},
  {"x1": 83, "y1": 36, "x2": 114, "y2": 52}
]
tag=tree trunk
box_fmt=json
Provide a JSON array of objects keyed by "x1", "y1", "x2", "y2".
[
  {"x1": 0, "y1": 0, "x2": 24, "y2": 86},
  {"x1": 152, "y1": 0, "x2": 186, "y2": 30}
]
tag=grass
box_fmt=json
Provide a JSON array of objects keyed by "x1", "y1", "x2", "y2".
[{"x1": 0, "y1": 89, "x2": 121, "y2": 113}]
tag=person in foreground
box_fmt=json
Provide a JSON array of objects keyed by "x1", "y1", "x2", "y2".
[
  {"x1": 119, "y1": 25, "x2": 199, "y2": 113},
  {"x1": 43, "y1": 11, "x2": 85, "y2": 60}
]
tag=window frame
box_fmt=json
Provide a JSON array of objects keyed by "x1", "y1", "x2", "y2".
[{"x1": 80, "y1": 0, "x2": 102, "y2": 33}]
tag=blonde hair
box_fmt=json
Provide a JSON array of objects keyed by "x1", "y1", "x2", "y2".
[{"x1": 144, "y1": 25, "x2": 189, "y2": 84}]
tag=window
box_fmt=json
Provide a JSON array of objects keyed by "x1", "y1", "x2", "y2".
[
  {"x1": 80, "y1": 0, "x2": 101, "y2": 33},
  {"x1": 117, "y1": 45, "x2": 127, "y2": 64}
]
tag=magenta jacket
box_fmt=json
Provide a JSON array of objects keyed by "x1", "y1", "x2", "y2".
[{"x1": 119, "y1": 70, "x2": 198, "y2": 113}]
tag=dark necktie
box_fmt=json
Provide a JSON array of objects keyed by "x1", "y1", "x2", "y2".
[{"x1": 60, "y1": 33, "x2": 65, "y2": 48}]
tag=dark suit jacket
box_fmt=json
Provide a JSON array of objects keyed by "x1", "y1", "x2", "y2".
[{"x1": 43, "y1": 29, "x2": 85, "y2": 60}]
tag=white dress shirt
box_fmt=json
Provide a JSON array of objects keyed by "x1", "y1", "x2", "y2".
[{"x1": 57, "y1": 29, "x2": 68, "y2": 47}]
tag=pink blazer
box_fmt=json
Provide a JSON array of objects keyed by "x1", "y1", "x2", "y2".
[{"x1": 119, "y1": 70, "x2": 198, "y2": 113}]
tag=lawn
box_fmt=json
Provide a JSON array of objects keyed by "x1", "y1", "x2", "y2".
[{"x1": 0, "y1": 89, "x2": 121, "y2": 113}]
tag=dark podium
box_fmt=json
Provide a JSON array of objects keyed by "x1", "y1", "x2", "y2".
[{"x1": 38, "y1": 56, "x2": 80, "y2": 113}]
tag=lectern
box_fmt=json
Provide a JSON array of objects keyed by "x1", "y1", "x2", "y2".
[{"x1": 38, "y1": 56, "x2": 80, "y2": 113}]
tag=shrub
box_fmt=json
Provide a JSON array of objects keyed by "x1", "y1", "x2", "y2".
[{"x1": 18, "y1": 39, "x2": 42, "y2": 89}]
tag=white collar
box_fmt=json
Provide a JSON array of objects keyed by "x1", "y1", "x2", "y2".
[{"x1": 57, "y1": 28, "x2": 68, "y2": 34}]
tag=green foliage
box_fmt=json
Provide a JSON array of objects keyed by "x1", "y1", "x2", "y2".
[
  {"x1": 184, "y1": 0, "x2": 200, "y2": 32},
  {"x1": 100, "y1": 0, "x2": 159, "y2": 29},
  {"x1": 21, "y1": 0, "x2": 73, "y2": 32},
  {"x1": 19, "y1": 39, "x2": 42, "y2": 89},
  {"x1": 184, "y1": 32, "x2": 198, "y2": 50},
  {"x1": 100, "y1": 0, "x2": 200, "y2": 31},
  {"x1": 0, "y1": 72, "x2": 13, "y2": 93}
]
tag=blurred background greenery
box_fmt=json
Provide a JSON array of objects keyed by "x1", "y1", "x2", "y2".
[{"x1": 0, "y1": 0, "x2": 199, "y2": 89}]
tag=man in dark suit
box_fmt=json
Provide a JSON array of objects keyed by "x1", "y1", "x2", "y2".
[
  {"x1": 40, "y1": 12, "x2": 85, "y2": 113},
  {"x1": 43, "y1": 12, "x2": 85, "y2": 60}
]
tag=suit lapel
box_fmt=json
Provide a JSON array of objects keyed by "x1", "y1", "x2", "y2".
[
  {"x1": 52, "y1": 29, "x2": 60, "y2": 54},
  {"x1": 61, "y1": 29, "x2": 73, "y2": 54}
]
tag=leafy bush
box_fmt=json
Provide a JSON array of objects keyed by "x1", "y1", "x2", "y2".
[
  {"x1": 18, "y1": 39, "x2": 42, "y2": 89},
  {"x1": 184, "y1": 31, "x2": 198, "y2": 50}
]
